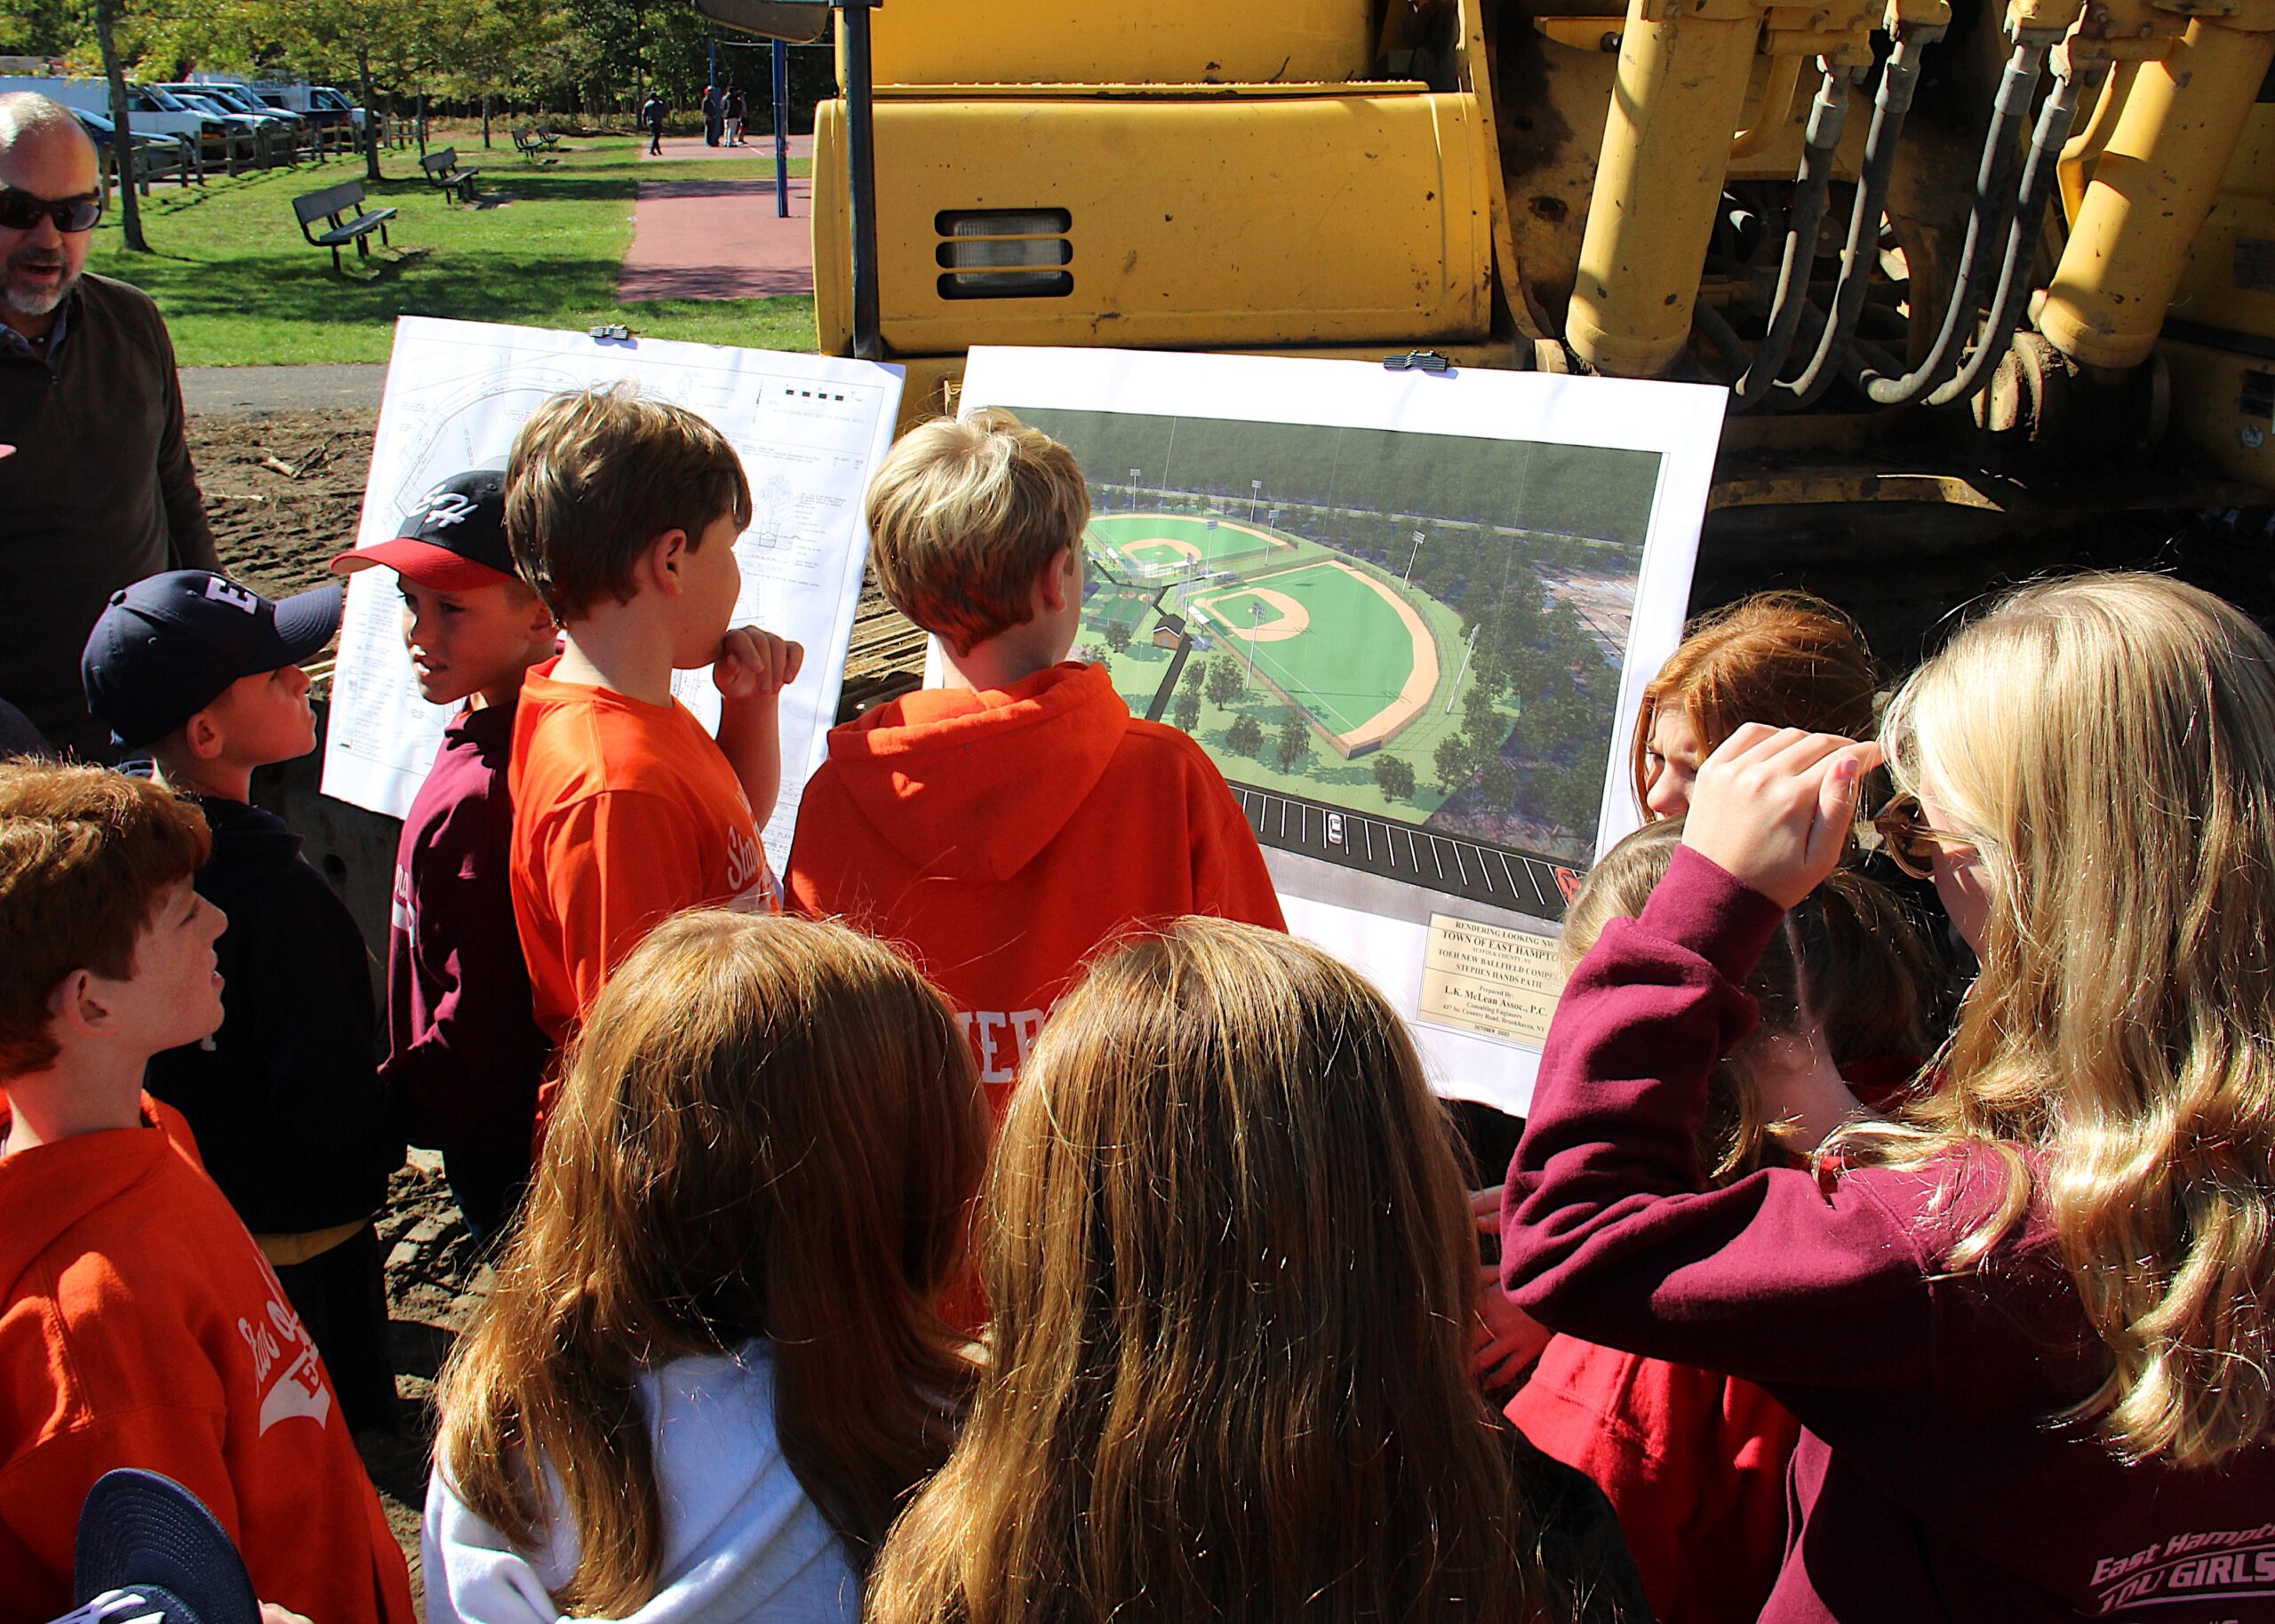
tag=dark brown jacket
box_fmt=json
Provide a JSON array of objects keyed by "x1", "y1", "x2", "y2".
[{"x1": 0, "y1": 272, "x2": 218, "y2": 757}]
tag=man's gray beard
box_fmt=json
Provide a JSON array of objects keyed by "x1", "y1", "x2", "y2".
[{"x1": 1, "y1": 262, "x2": 75, "y2": 318}]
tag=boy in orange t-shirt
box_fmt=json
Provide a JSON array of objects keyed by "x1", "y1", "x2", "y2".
[
  {"x1": 786, "y1": 410, "x2": 1283, "y2": 1115},
  {"x1": 0, "y1": 762, "x2": 413, "y2": 1624},
  {"x1": 503, "y1": 386, "x2": 802, "y2": 1070}
]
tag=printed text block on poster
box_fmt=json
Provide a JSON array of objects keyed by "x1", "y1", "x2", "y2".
[{"x1": 1419, "y1": 916, "x2": 1565, "y2": 1048}]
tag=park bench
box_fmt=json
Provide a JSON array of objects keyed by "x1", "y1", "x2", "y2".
[
  {"x1": 511, "y1": 124, "x2": 559, "y2": 163},
  {"x1": 291, "y1": 179, "x2": 397, "y2": 274},
  {"x1": 420, "y1": 146, "x2": 483, "y2": 203}
]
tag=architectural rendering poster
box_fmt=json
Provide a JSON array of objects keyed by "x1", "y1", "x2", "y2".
[
  {"x1": 958, "y1": 346, "x2": 1722, "y2": 1111},
  {"x1": 322, "y1": 317, "x2": 904, "y2": 862}
]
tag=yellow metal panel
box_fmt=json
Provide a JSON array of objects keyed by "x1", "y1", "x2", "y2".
[
  {"x1": 2164, "y1": 338, "x2": 2275, "y2": 482},
  {"x1": 818, "y1": 93, "x2": 1494, "y2": 354},
  {"x1": 2039, "y1": 17, "x2": 2275, "y2": 370},
  {"x1": 853, "y1": 0, "x2": 1373, "y2": 89},
  {"x1": 2164, "y1": 103, "x2": 2275, "y2": 338}
]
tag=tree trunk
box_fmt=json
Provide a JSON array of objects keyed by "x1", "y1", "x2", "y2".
[
  {"x1": 414, "y1": 86, "x2": 427, "y2": 156},
  {"x1": 92, "y1": 0, "x2": 145, "y2": 251},
  {"x1": 481, "y1": 92, "x2": 491, "y2": 148},
  {"x1": 358, "y1": 44, "x2": 381, "y2": 183}
]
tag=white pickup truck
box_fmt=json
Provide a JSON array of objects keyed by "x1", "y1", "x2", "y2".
[{"x1": 0, "y1": 77, "x2": 223, "y2": 146}]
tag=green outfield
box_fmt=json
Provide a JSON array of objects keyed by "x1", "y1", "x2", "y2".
[
  {"x1": 1189, "y1": 559, "x2": 1441, "y2": 753},
  {"x1": 1088, "y1": 511, "x2": 1291, "y2": 579}
]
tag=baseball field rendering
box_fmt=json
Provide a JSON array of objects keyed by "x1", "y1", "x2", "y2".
[{"x1": 1088, "y1": 512, "x2": 1449, "y2": 758}]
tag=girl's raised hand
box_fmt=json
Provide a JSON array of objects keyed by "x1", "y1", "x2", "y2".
[{"x1": 1680, "y1": 724, "x2": 1881, "y2": 910}]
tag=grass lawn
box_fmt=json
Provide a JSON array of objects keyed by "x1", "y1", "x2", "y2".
[{"x1": 87, "y1": 134, "x2": 818, "y2": 366}]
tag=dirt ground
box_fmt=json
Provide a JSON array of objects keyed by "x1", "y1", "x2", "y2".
[
  {"x1": 189, "y1": 405, "x2": 925, "y2": 1604},
  {"x1": 196, "y1": 409, "x2": 379, "y2": 599}
]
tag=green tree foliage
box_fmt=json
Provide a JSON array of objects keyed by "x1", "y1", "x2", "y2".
[
  {"x1": 1274, "y1": 712, "x2": 1311, "y2": 773},
  {"x1": 1010, "y1": 406, "x2": 1662, "y2": 550},
  {"x1": 1434, "y1": 734, "x2": 1473, "y2": 795},
  {"x1": 1172, "y1": 686, "x2": 1201, "y2": 733},
  {"x1": 1372, "y1": 753, "x2": 1415, "y2": 802},
  {"x1": 1541, "y1": 765, "x2": 1604, "y2": 834},
  {"x1": 1227, "y1": 714, "x2": 1264, "y2": 759},
  {"x1": 1181, "y1": 657, "x2": 1207, "y2": 692},
  {"x1": 1204, "y1": 657, "x2": 1243, "y2": 707},
  {"x1": 1101, "y1": 617, "x2": 1135, "y2": 655}
]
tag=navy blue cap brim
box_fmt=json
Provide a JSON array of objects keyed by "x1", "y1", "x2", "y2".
[
  {"x1": 74, "y1": 1470, "x2": 259, "y2": 1624},
  {"x1": 271, "y1": 581, "x2": 344, "y2": 665}
]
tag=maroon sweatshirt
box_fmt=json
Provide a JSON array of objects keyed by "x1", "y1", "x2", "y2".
[
  {"x1": 380, "y1": 702, "x2": 549, "y2": 1156},
  {"x1": 1501, "y1": 844, "x2": 2275, "y2": 1624}
]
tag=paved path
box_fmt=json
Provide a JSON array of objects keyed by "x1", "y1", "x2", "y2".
[
  {"x1": 181, "y1": 363, "x2": 387, "y2": 414},
  {"x1": 619, "y1": 171, "x2": 813, "y2": 302},
  {"x1": 643, "y1": 133, "x2": 813, "y2": 161}
]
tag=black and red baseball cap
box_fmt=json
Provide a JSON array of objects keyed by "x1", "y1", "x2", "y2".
[{"x1": 330, "y1": 469, "x2": 519, "y2": 592}]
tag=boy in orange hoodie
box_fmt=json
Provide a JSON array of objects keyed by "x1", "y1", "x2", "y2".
[
  {"x1": 504, "y1": 386, "x2": 802, "y2": 1071},
  {"x1": 786, "y1": 410, "x2": 1284, "y2": 1110},
  {"x1": 0, "y1": 761, "x2": 413, "y2": 1624}
]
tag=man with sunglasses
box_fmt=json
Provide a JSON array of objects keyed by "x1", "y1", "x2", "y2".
[{"x1": 0, "y1": 92, "x2": 217, "y2": 760}]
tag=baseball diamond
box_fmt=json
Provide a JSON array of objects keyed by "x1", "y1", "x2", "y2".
[
  {"x1": 1191, "y1": 559, "x2": 1441, "y2": 755},
  {"x1": 1087, "y1": 511, "x2": 1292, "y2": 580}
]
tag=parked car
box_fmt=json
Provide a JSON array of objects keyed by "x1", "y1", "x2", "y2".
[
  {"x1": 168, "y1": 92, "x2": 269, "y2": 140},
  {"x1": 160, "y1": 81, "x2": 307, "y2": 139},
  {"x1": 248, "y1": 82, "x2": 365, "y2": 131},
  {"x1": 0, "y1": 76, "x2": 219, "y2": 146},
  {"x1": 68, "y1": 107, "x2": 195, "y2": 173}
]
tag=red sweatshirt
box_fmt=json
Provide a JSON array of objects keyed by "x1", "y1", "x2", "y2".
[
  {"x1": 1508, "y1": 1340, "x2": 1798, "y2": 1624},
  {"x1": 1501, "y1": 845, "x2": 2275, "y2": 1624},
  {"x1": 786, "y1": 662, "x2": 1284, "y2": 1109},
  {"x1": 0, "y1": 1096, "x2": 413, "y2": 1624}
]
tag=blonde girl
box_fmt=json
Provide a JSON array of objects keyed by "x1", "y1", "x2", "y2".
[
  {"x1": 1505, "y1": 816, "x2": 1933, "y2": 1624},
  {"x1": 871, "y1": 917, "x2": 1653, "y2": 1624},
  {"x1": 1633, "y1": 590, "x2": 1877, "y2": 819},
  {"x1": 425, "y1": 911, "x2": 988, "y2": 1623},
  {"x1": 1500, "y1": 573, "x2": 2275, "y2": 1621}
]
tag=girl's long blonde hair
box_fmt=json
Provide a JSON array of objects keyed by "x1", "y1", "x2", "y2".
[
  {"x1": 1852, "y1": 572, "x2": 2275, "y2": 1468},
  {"x1": 869, "y1": 918, "x2": 1568, "y2": 1624},
  {"x1": 435, "y1": 911, "x2": 989, "y2": 1615}
]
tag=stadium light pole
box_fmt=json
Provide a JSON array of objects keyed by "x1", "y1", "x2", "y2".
[
  {"x1": 1404, "y1": 529, "x2": 1425, "y2": 586},
  {"x1": 1245, "y1": 601, "x2": 1264, "y2": 688},
  {"x1": 1250, "y1": 479, "x2": 1262, "y2": 522},
  {"x1": 1446, "y1": 624, "x2": 1481, "y2": 713},
  {"x1": 1130, "y1": 468, "x2": 1141, "y2": 511}
]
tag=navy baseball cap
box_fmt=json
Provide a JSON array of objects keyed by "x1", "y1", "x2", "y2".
[
  {"x1": 82, "y1": 570, "x2": 342, "y2": 748},
  {"x1": 73, "y1": 1469, "x2": 259, "y2": 1624},
  {"x1": 330, "y1": 469, "x2": 518, "y2": 592}
]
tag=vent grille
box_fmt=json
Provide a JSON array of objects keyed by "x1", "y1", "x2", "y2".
[{"x1": 936, "y1": 209, "x2": 1073, "y2": 299}]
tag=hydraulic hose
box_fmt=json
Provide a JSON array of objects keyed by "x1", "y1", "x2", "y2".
[
  {"x1": 1775, "y1": 28, "x2": 1935, "y2": 408},
  {"x1": 1732, "y1": 61, "x2": 1851, "y2": 411},
  {"x1": 1858, "y1": 38, "x2": 2047, "y2": 405},
  {"x1": 1927, "y1": 66, "x2": 2084, "y2": 407},
  {"x1": 1693, "y1": 297, "x2": 1756, "y2": 376}
]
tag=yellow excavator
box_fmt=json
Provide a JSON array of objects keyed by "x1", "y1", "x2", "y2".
[{"x1": 699, "y1": 0, "x2": 2275, "y2": 638}]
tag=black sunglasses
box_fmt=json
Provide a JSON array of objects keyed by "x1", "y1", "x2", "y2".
[{"x1": 0, "y1": 189, "x2": 103, "y2": 234}]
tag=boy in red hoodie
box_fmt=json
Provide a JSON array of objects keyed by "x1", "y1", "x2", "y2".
[
  {"x1": 787, "y1": 410, "x2": 1284, "y2": 1110},
  {"x1": 0, "y1": 762, "x2": 413, "y2": 1624}
]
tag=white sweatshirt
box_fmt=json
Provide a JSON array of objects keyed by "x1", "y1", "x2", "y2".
[{"x1": 423, "y1": 1341, "x2": 862, "y2": 1624}]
